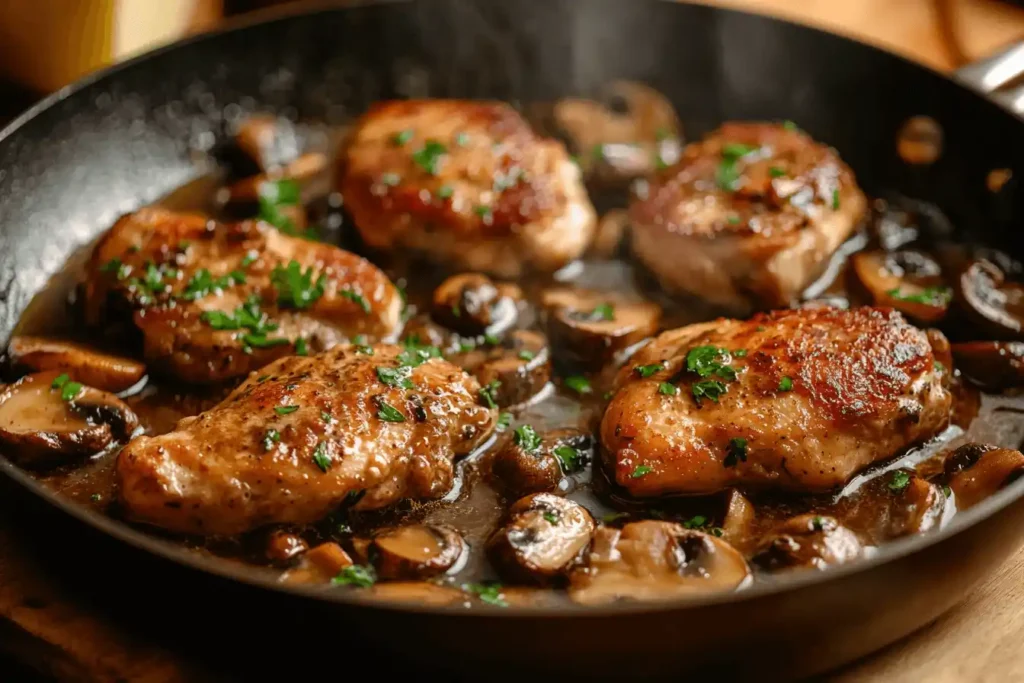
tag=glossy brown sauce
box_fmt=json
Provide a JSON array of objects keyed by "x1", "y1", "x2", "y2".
[{"x1": 10, "y1": 134, "x2": 1024, "y2": 603}]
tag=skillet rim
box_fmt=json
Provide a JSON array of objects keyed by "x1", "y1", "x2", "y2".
[{"x1": 0, "y1": 0, "x2": 1022, "y2": 617}]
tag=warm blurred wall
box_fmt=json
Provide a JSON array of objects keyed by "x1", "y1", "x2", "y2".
[{"x1": 0, "y1": 0, "x2": 222, "y2": 93}]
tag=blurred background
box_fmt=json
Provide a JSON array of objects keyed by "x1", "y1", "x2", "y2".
[{"x1": 0, "y1": 0, "x2": 1023, "y2": 119}]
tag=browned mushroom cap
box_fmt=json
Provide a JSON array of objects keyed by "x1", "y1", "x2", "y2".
[
  {"x1": 541, "y1": 287, "x2": 661, "y2": 371},
  {"x1": 956, "y1": 258, "x2": 1024, "y2": 340},
  {"x1": 234, "y1": 115, "x2": 303, "y2": 173},
  {"x1": 266, "y1": 531, "x2": 310, "y2": 566},
  {"x1": 850, "y1": 250, "x2": 950, "y2": 323},
  {"x1": 946, "y1": 444, "x2": 1024, "y2": 509},
  {"x1": 7, "y1": 336, "x2": 146, "y2": 393},
  {"x1": 0, "y1": 372, "x2": 139, "y2": 466},
  {"x1": 431, "y1": 273, "x2": 523, "y2": 337},
  {"x1": 568, "y1": 520, "x2": 750, "y2": 604},
  {"x1": 951, "y1": 341, "x2": 1024, "y2": 389},
  {"x1": 369, "y1": 524, "x2": 465, "y2": 580},
  {"x1": 752, "y1": 515, "x2": 862, "y2": 571},
  {"x1": 459, "y1": 330, "x2": 551, "y2": 408},
  {"x1": 552, "y1": 81, "x2": 681, "y2": 184},
  {"x1": 280, "y1": 541, "x2": 353, "y2": 585},
  {"x1": 491, "y1": 427, "x2": 592, "y2": 496},
  {"x1": 591, "y1": 210, "x2": 631, "y2": 259},
  {"x1": 488, "y1": 493, "x2": 595, "y2": 585},
  {"x1": 226, "y1": 152, "x2": 330, "y2": 205},
  {"x1": 367, "y1": 581, "x2": 468, "y2": 606}
]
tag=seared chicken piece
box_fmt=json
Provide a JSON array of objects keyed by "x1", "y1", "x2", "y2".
[
  {"x1": 601, "y1": 307, "x2": 951, "y2": 497},
  {"x1": 630, "y1": 122, "x2": 867, "y2": 312},
  {"x1": 338, "y1": 100, "x2": 597, "y2": 277},
  {"x1": 117, "y1": 344, "x2": 496, "y2": 535},
  {"x1": 84, "y1": 208, "x2": 402, "y2": 384}
]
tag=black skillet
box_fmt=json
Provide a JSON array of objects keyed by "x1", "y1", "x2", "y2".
[{"x1": 3, "y1": 1, "x2": 1024, "y2": 680}]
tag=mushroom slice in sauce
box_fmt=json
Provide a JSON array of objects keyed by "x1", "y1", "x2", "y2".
[
  {"x1": 488, "y1": 493, "x2": 595, "y2": 584},
  {"x1": 368, "y1": 581, "x2": 468, "y2": 606},
  {"x1": 951, "y1": 341, "x2": 1024, "y2": 389},
  {"x1": 0, "y1": 372, "x2": 138, "y2": 466},
  {"x1": 225, "y1": 152, "x2": 330, "y2": 206},
  {"x1": 369, "y1": 524, "x2": 465, "y2": 580},
  {"x1": 720, "y1": 489, "x2": 756, "y2": 551},
  {"x1": 458, "y1": 330, "x2": 551, "y2": 408},
  {"x1": 7, "y1": 336, "x2": 146, "y2": 394},
  {"x1": 945, "y1": 443, "x2": 1024, "y2": 509},
  {"x1": 752, "y1": 515, "x2": 862, "y2": 571},
  {"x1": 541, "y1": 287, "x2": 661, "y2": 371},
  {"x1": 281, "y1": 542, "x2": 354, "y2": 585},
  {"x1": 491, "y1": 427, "x2": 592, "y2": 496},
  {"x1": 265, "y1": 530, "x2": 310, "y2": 566},
  {"x1": 956, "y1": 258, "x2": 1024, "y2": 340},
  {"x1": 850, "y1": 250, "x2": 950, "y2": 323},
  {"x1": 431, "y1": 273, "x2": 523, "y2": 337},
  {"x1": 568, "y1": 520, "x2": 750, "y2": 604},
  {"x1": 233, "y1": 115, "x2": 304, "y2": 173}
]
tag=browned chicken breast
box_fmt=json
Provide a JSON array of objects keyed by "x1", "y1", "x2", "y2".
[
  {"x1": 630, "y1": 122, "x2": 867, "y2": 312},
  {"x1": 601, "y1": 307, "x2": 951, "y2": 497},
  {"x1": 117, "y1": 344, "x2": 496, "y2": 534},
  {"x1": 84, "y1": 208, "x2": 402, "y2": 384},
  {"x1": 338, "y1": 100, "x2": 597, "y2": 277}
]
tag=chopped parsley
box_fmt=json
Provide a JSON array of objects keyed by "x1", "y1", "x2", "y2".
[
  {"x1": 658, "y1": 382, "x2": 678, "y2": 396},
  {"x1": 543, "y1": 511, "x2": 558, "y2": 524},
  {"x1": 376, "y1": 400, "x2": 405, "y2": 423},
  {"x1": 517, "y1": 349, "x2": 536, "y2": 361},
  {"x1": 262, "y1": 429, "x2": 281, "y2": 451},
  {"x1": 634, "y1": 362, "x2": 665, "y2": 378},
  {"x1": 240, "y1": 251, "x2": 258, "y2": 268},
  {"x1": 181, "y1": 268, "x2": 245, "y2": 301},
  {"x1": 274, "y1": 405, "x2": 299, "y2": 416},
  {"x1": 888, "y1": 470, "x2": 911, "y2": 493},
  {"x1": 631, "y1": 464, "x2": 652, "y2": 478},
  {"x1": 257, "y1": 179, "x2": 302, "y2": 234},
  {"x1": 686, "y1": 346, "x2": 738, "y2": 381},
  {"x1": 479, "y1": 380, "x2": 501, "y2": 409},
  {"x1": 811, "y1": 516, "x2": 826, "y2": 531},
  {"x1": 682, "y1": 515, "x2": 708, "y2": 529},
  {"x1": 564, "y1": 375, "x2": 592, "y2": 395},
  {"x1": 271, "y1": 260, "x2": 326, "y2": 309},
  {"x1": 473, "y1": 205, "x2": 493, "y2": 220},
  {"x1": 312, "y1": 442, "x2": 331, "y2": 472},
  {"x1": 587, "y1": 302, "x2": 615, "y2": 321},
  {"x1": 717, "y1": 143, "x2": 758, "y2": 191},
  {"x1": 733, "y1": 349, "x2": 748, "y2": 358},
  {"x1": 727, "y1": 215, "x2": 740, "y2": 225},
  {"x1": 497, "y1": 412, "x2": 512, "y2": 430},
  {"x1": 769, "y1": 166, "x2": 786, "y2": 178},
  {"x1": 391, "y1": 129, "x2": 413, "y2": 146},
  {"x1": 51, "y1": 373, "x2": 83, "y2": 402},
  {"x1": 455, "y1": 132, "x2": 470, "y2": 147},
  {"x1": 483, "y1": 333, "x2": 500, "y2": 346},
  {"x1": 377, "y1": 365, "x2": 414, "y2": 389},
  {"x1": 943, "y1": 484, "x2": 952, "y2": 498},
  {"x1": 321, "y1": 411, "x2": 333, "y2": 423},
  {"x1": 513, "y1": 424, "x2": 541, "y2": 453},
  {"x1": 398, "y1": 337, "x2": 442, "y2": 367},
  {"x1": 782, "y1": 120, "x2": 798, "y2": 131},
  {"x1": 436, "y1": 185, "x2": 454, "y2": 199},
  {"x1": 831, "y1": 188, "x2": 840, "y2": 210},
  {"x1": 200, "y1": 295, "x2": 279, "y2": 344},
  {"x1": 692, "y1": 379, "x2": 728, "y2": 404},
  {"x1": 411, "y1": 140, "x2": 447, "y2": 175},
  {"x1": 463, "y1": 582, "x2": 507, "y2": 607},
  {"x1": 723, "y1": 437, "x2": 748, "y2": 467},
  {"x1": 554, "y1": 444, "x2": 584, "y2": 472},
  {"x1": 380, "y1": 172, "x2": 400, "y2": 186},
  {"x1": 90, "y1": 493, "x2": 102, "y2": 502},
  {"x1": 295, "y1": 337, "x2": 309, "y2": 356},
  {"x1": 331, "y1": 564, "x2": 376, "y2": 588},
  {"x1": 934, "y1": 360, "x2": 946, "y2": 373},
  {"x1": 886, "y1": 286, "x2": 952, "y2": 306},
  {"x1": 241, "y1": 333, "x2": 290, "y2": 350},
  {"x1": 602, "y1": 511, "x2": 629, "y2": 523},
  {"x1": 778, "y1": 376, "x2": 794, "y2": 392}
]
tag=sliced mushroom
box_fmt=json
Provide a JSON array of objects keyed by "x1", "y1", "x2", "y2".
[
  {"x1": 946, "y1": 444, "x2": 1024, "y2": 509},
  {"x1": 568, "y1": 520, "x2": 750, "y2": 605},
  {"x1": 266, "y1": 531, "x2": 310, "y2": 566},
  {"x1": 0, "y1": 372, "x2": 139, "y2": 466},
  {"x1": 552, "y1": 81, "x2": 681, "y2": 184},
  {"x1": 720, "y1": 489, "x2": 756, "y2": 550},
  {"x1": 491, "y1": 427, "x2": 592, "y2": 496},
  {"x1": 7, "y1": 336, "x2": 146, "y2": 393},
  {"x1": 541, "y1": 287, "x2": 661, "y2": 371},
  {"x1": 226, "y1": 152, "x2": 330, "y2": 206},
  {"x1": 367, "y1": 581, "x2": 468, "y2": 606},
  {"x1": 956, "y1": 258, "x2": 1024, "y2": 340},
  {"x1": 369, "y1": 524, "x2": 465, "y2": 580},
  {"x1": 234, "y1": 115, "x2": 303, "y2": 173},
  {"x1": 488, "y1": 493, "x2": 595, "y2": 585},
  {"x1": 752, "y1": 515, "x2": 862, "y2": 571},
  {"x1": 458, "y1": 330, "x2": 551, "y2": 408},
  {"x1": 850, "y1": 250, "x2": 950, "y2": 323},
  {"x1": 280, "y1": 542, "x2": 353, "y2": 585},
  {"x1": 431, "y1": 273, "x2": 522, "y2": 337},
  {"x1": 951, "y1": 341, "x2": 1024, "y2": 389}
]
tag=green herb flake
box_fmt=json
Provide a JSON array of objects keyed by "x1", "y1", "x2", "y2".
[
  {"x1": 631, "y1": 464, "x2": 652, "y2": 478},
  {"x1": 513, "y1": 424, "x2": 541, "y2": 453},
  {"x1": 811, "y1": 516, "x2": 826, "y2": 531},
  {"x1": 90, "y1": 493, "x2": 102, "y2": 502},
  {"x1": 543, "y1": 511, "x2": 558, "y2": 524},
  {"x1": 769, "y1": 166, "x2": 786, "y2": 178},
  {"x1": 455, "y1": 131, "x2": 470, "y2": 147},
  {"x1": 831, "y1": 188, "x2": 841, "y2": 210},
  {"x1": 554, "y1": 444, "x2": 583, "y2": 473},
  {"x1": 692, "y1": 379, "x2": 728, "y2": 404},
  {"x1": 463, "y1": 582, "x2": 507, "y2": 607},
  {"x1": 588, "y1": 302, "x2": 615, "y2": 321},
  {"x1": 321, "y1": 411, "x2": 333, "y2": 423},
  {"x1": 564, "y1": 375, "x2": 592, "y2": 395},
  {"x1": 602, "y1": 512, "x2": 629, "y2": 523},
  {"x1": 436, "y1": 185, "x2": 454, "y2": 200},
  {"x1": 943, "y1": 484, "x2": 952, "y2": 498},
  {"x1": 274, "y1": 405, "x2": 299, "y2": 416},
  {"x1": 331, "y1": 564, "x2": 376, "y2": 588},
  {"x1": 411, "y1": 140, "x2": 447, "y2": 175},
  {"x1": 723, "y1": 437, "x2": 748, "y2": 468},
  {"x1": 257, "y1": 179, "x2": 302, "y2": 233},
  {"x1": 886, "y1": 286, "x2": 952, "y2": 306},
  {"x1": 634, "y1": 362, "x2": 665, "y2": 378},
  {"x1": 377, "y1": 400, "x2": 406, "y2": 423},
  {"x1": 778, "y1": 376, "x2": 794, "y2": 392},
  {"x1": 658, "y1": 382, "x2": 678, "y2": 396},
  {"x1": 380, "y1": 172, "x2": 401, "y2": 187},
  {"x1": 782, "y1": 120, "x2": 798, "y2": 131},
  {"x1": 888, "y1": 470, "x2": 911, "y2": 493},
  {"x1": 295, "y1": 337, "x2": 309, "y2": 356},
  {"x1": 934, "y1": 360, "x2": 946, "y2": 373},
  {"x1": 262, "y1": 429, "x2": 281, "y2": 451},
  {"x1": 377, "y1": 365, "x2": 414, "y2": 389},
  {"x1": 479, "y1": 380, "x2": 501, "y2": 409},
  {"x1": 517, "y1": 349, "x2": 536, "y2": 361},
  {"x1": 686, "y1": 345, "x2": 738, "y2": 381},
  {"x1": 271, "y1": 260, "x2": 327, "y2": 310},
  {"x1": 474, "y1": 205, "x2": 493, "y2": 219},
  {"x1": 733, "y1": 349, "x2": 748, "y2": 358},
  {"x1": 51, "y1": 373, "x2": 70, "y2": 389},
  {"x1": 497, "y1": 412, "x2": 512, "y2": 430},
  {"x1": 483, "y1": 333, "x2": 500, "y2": 347},
  {"x1": 312, "y1": 442, "x2": 332, "y2": 473},
  {"x1": 682, "y1": 515, "x2": 708, "y2": 529},
  {"x1": 391, "y1": 129, "x2": 413, "y2": 146},
  {"x1": 727, "y1": 215, "x2": 740, "y2": 225},
  {"x1": 59, "y1": 380, "x2": 83, "y2": 402},
  {"x1": 241, "y1": 251, "x2": 259, "y2": 268}
]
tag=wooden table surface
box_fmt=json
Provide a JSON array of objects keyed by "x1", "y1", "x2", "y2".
[{"x1": 3, "y1": 1, "x2": 1024, "y2": 681}]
